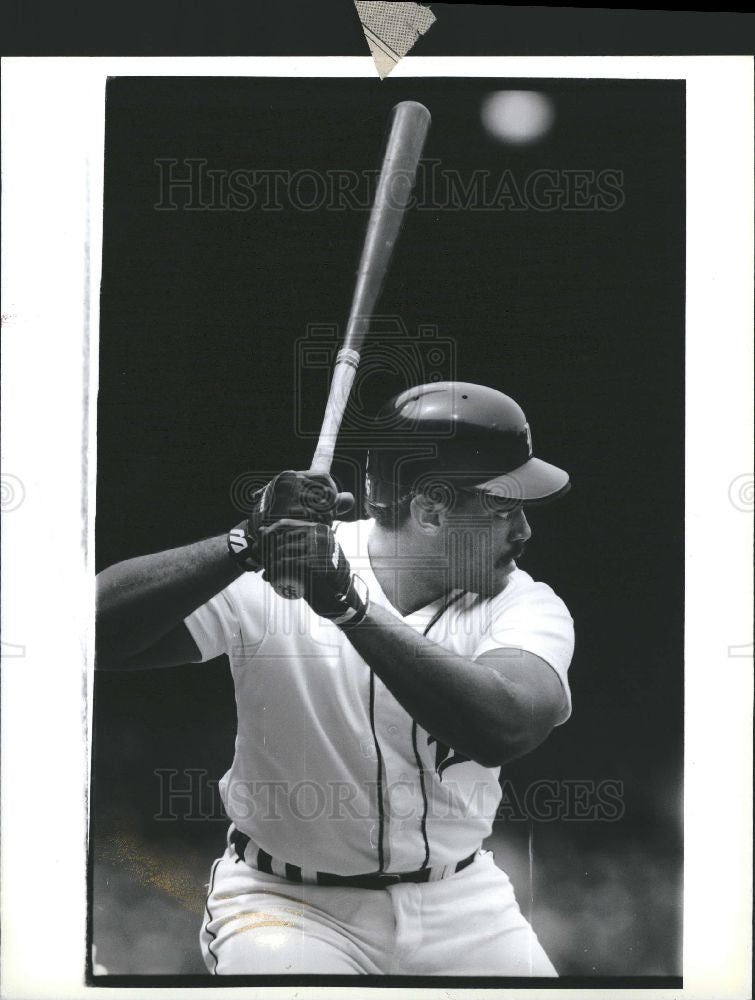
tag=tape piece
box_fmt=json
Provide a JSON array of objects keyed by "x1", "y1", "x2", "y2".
[{"x1": 354, "y1": 1, "x2": 436, "y2": 79}]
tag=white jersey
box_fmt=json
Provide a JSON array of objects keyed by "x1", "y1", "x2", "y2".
[{"x1": 184, "y1": 518, "x2": 574, "y2": 876}]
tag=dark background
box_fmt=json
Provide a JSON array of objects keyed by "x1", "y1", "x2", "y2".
[
  {"x1": 2, "y1": 1, "x2": 753, "y2": 55},
  {"x1": 92, "y1": 75, "x2": 684, "y2": 977}
]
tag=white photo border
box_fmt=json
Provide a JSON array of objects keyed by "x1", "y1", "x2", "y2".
[{"x1": 1, "y1": 55, "x2": 752, "y2": 1000}]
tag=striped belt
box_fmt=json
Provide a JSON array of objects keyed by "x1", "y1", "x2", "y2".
[{"x1": 229, "y1": 827, "x2": 478, "y2": 890}]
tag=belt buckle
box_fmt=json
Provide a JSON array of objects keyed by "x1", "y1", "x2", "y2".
[{"x1": 379, "y1": 873, "x2": 403, "y2": 886}]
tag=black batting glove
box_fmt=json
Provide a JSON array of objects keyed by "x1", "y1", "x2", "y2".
[
  {"x1": 258, "y1": 520, "x2": 369, "y2": 628},
  {"x1": 228, "y1": 470, "x2": 354, "y2": 572}
]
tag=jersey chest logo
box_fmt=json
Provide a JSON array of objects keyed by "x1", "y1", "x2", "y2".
[{"x1": 427, "y1": 735, "x2": 471, "y2": 779}]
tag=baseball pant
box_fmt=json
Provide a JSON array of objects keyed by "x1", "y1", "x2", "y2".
[{"x1": 200, "y1": 839, "x2": 557, "y2": 976}]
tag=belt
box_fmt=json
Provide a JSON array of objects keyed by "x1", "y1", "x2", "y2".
[{"x1": 229, "y1": 827, "x2": 478, "y2": 890}]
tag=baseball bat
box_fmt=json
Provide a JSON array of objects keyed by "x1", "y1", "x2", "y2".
[
  {"x1": 272, "y1": 101, "x2": 431, "y2": 600},
  {"x1": 310, "y1": 100, "x2": 432, "y2": 475}
]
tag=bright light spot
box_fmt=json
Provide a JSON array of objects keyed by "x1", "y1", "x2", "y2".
[
  {"x1": 255, "y1": 931, "x2": 289, "y2": 950},
  {"x1": 480, "y1": 90, "x2": 555, "y2": 145}
]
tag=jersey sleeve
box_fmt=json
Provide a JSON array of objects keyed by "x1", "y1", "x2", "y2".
[
  {"x1": 183, "y1": 573, "x2": 266, "y2": 663},
  {"x1": 472, "y1": 579, "x2": 575, "y2": 725}
]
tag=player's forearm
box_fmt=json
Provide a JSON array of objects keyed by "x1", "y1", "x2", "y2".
[
  {"x1": 343, "y1": 603, "x2": 540, "y2": 768},
  {"x1": 96, "y1": 535, "x2": 242, "y2": 663}
]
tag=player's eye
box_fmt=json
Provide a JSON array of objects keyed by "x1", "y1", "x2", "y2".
[{"x1": 478, "y1": 494, "x2": 523, "y2": 519}]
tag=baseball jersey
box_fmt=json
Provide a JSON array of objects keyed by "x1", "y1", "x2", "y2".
[{"x1": 184, "y1": 518, "x2": 574, "y2": 876}]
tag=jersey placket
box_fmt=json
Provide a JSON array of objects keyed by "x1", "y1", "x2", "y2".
[
  {"x1": 369, "y1": 592, "x2": 468, "y2": 874},
  {"x1": 371, "y1": 678, "x2": 430, "y2": 873}
]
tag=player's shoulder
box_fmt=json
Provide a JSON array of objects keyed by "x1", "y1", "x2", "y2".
[{"x1": 487, "y1": 567, "x2": 572, "y2": 619}]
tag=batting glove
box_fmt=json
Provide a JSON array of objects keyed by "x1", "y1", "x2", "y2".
[
  {"x1": 228, "y1": 470, "x2": 354, "y2": 572},
  {"x1": 258, "y1": 520, "x2": 370, "y2": 629}
]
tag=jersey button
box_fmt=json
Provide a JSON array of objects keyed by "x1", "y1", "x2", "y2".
[{"x1": 387, "y1": 725, "x2": 399, "y2": 735}]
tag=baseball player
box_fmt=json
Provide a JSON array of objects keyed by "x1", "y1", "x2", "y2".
[{"x1": 96, "y1": 381, "x2": 574, "y2": 976}]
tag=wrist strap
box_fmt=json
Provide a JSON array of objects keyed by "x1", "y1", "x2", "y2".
[
  {"x1": 332, "y1": 575, "x2": 370, "y2": 630},
  {"x1": 228, "y1": 520, "x2": 261, "y2": 572}
]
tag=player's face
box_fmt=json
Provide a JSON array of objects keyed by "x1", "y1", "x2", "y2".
[{"x1": 442, "y1": 492, "x2": 532, "y2": 596}]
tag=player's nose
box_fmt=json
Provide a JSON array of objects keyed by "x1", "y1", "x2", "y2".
[{"x1": 509, "y1": 509, "x2": 532, "y2": 543}]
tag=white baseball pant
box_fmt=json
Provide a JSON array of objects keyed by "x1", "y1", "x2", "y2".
[{"x1": 200, "y1": 840, "x2": 557, "y2": 976}]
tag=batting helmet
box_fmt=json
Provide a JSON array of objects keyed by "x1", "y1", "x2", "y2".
[{"x1": 365, "y1": 381, "x2": 570, "y2": 510}]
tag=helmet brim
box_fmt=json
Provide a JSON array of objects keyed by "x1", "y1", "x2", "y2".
[{"x1": 473, "y1": 457, "x2": 570, "y2": 503}]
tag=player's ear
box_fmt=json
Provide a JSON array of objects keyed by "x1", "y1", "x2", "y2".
[{"x1": 410, "y1": 493, "x2": 445, "y2": 534}]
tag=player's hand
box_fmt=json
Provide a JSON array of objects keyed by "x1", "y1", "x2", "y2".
[
  {"x1": 228, "y1": 470, "x2": 354, "y2": 571},
  {"x1": 258, "y1": 520, "x2": 369, "y2": 627}
]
